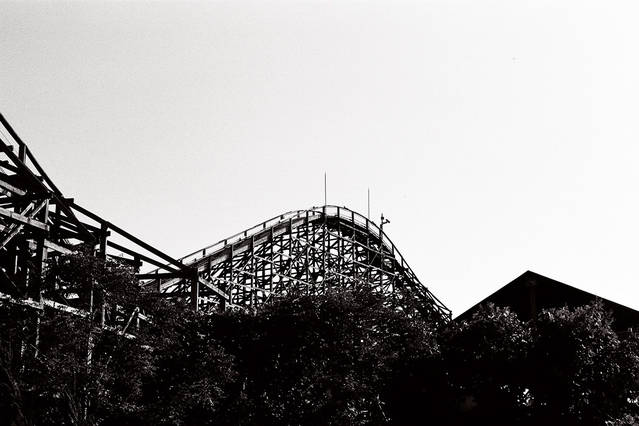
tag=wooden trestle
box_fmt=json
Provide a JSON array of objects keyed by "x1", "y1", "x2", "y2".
[
  {"x1": 0, "y1": 113, "x2": 193, "y2": 331},
  {"x1": 0, "y1": 113, "x2": 451, "y2": 334},
  {"x1": 147, "y1": 206, "x2": 451, "y2": 321}
]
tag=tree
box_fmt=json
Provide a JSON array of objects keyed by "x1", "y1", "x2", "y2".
[
  {"x1": 435, "y1": 301, "x2": 639, "y2": 425},
  {"x1": 5, "y1": 249, "x2": 639, "y2": 426},
  {"x1": 1, "y1": 250, "x2": 237, "y2": 426},
  {"x1": 437, "y1": 303, "x2": 531, "y2": 425},
  {"x1": 528, "y1": 302, "x2": 639, "y2": 424},
  {"x1": 208, "y1": 288, "x2": 439, "y2": 425},
  {"x1": 135, "y1": 307, "x2": 236, "y2": 426}
]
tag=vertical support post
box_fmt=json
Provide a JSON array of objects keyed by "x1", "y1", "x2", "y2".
[
  {"x1": 51, "y1": 203, "x2": 60, "y2": 244},
  {"x1": 218, "y1": 262, "x2": 227, "y2": 312},
  {"x1": 325, "y1": 223, "x2": 331, "y2": 291},
  {"x1": 322, "y1": 207, "x2": 327, "y2": 282},
  {"x1": 34, "y1": 199, "x2": 49, "y2": 299},
  {"x1": 18, "y1": 239, "x2": 29, "y2": 296},
  {"x1": 365, "y1": 220, "x2": 371, "y2": 285},
  {"x1": 304, "y1": 213, "x2": 310, "y2": 284},
  {"x1": 85, "y1": 241, "x2": 96, "y2": 420},
  {"x1": 379, "y1": 240, "x2": 385, "y2": 290},
  {"x1": 337, "y1": 211, "x2": 342, "y2": 287},
  {"x1": 98, "y1": 224, "x2": 108, "y2": 258},
  {"x1": 14, "y1": 239, "x2": 26, "y2": 371},
  {"x1": 228, "y1": 245, "x2": 235, "y2": 308},
  {"x1": 351, "y1": 215, "x2": 356, "y2": 282},
  {"x1": 17, "y1": 142, "x2": 29, "y2": 368},
  {"x1": 269, "y1": 228, "x2": 274, "y2": 292},
  {"x1": 191, "y1": 269, "x2": 199, "y2": 311},
  {"x1": 250, "y1": 236, "x2": 255, "y2": 308},
  {"x1": 33, "y1": 198, "x2": 49, "y2": 358},
  {"x1": 98, "y1": 223, "x2": 108, "y2": 328}
]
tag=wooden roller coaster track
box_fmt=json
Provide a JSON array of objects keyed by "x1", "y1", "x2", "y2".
[
  {"x1": 0, "y1": 114, "x2": 451, "y2": 328},
  {"x1": 146, "y1": 206, "x2": 451, "y2": 320}
]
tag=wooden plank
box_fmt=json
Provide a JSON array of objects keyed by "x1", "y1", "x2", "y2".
[
  {"x1": 107, "y1": 240, "x2": 180, "y2": 272},
  {"x1": 136, "y1": 272, "x2": 184, "y2": 280},
  {"x1": 152, "y1": 292, "x2": 191, "y2": 298},
  {"x1": 157, "y1": 277, "x2": 182, "y2": 290},
  {"x1": 0, "y1": 160, "x2": 19, "y2": 173},
  {"x1": 0, "y1": 207, "x2": 48, "y2": 230},
  {"x1": 42, "y1": 298, "x2": 88, "y2": 318},
  {"x1": 0, "y1": 291, "x2": 145, "y2": 338},
  {"x1": 43, "y1": 239, "x2": 73, "y2": 254},
  {"x1": 0, "y1": 292, "x2": 43, "y2": 310},
  {"x1": 54, "y1": 213, "x2": 102, "y2": 234},
  {"x1": 0, "y1": 117, "x2": 93, "y2": 240},
  {"x1": 0, "y1": 176, "x2": 25, "y2": 196},
  {"x1": 0, "y1": 292, "x2": 86, "y2": 316},
  {"x1": 0, "y1": 223, "x2": 23, "y2": 249},
  {"x1": 0, "y1": 200, "x2": 49, "y2": 249},
  {"x1": 198, "y1": 277, "x2": 229, "y2": 300},
  {"x1": 73, "y1": 202, "x2": 188, "y2": 273}
]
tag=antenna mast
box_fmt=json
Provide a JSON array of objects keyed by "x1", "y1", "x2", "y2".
[{"x1": 324, "y1": 172, "x2": 327, "y2": 206}]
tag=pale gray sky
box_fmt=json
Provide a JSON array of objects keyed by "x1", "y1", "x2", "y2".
[{"x1": 2, "y1": 0, "x2": 639, "y2": 315}]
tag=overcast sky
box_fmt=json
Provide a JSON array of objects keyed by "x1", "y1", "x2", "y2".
[{"x1": 2, "y1": 0, "x2": 639, "y2": 315}]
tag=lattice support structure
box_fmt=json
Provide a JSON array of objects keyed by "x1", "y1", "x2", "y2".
[
  {"x1": 0, "y1": 113, "x2": 451, "y2": 330},
  {"x1": 0, "y1": 114, "x2": 192, "y2": 332},
  {"x1": 150, "y1": 206, "x2": 451, "y2": 322}
]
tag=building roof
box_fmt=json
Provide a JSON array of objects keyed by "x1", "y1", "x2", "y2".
[{"x1": 456, "y1": 270, "x2": 639, "y2": 330}]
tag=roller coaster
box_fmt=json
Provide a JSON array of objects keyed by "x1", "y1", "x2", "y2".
[
  {"x1": 0, "y1": 114, "x2": 451, "y2": 329},
  {"x1": 143, "y1": 205, "x2": 450, "y2": 319}
]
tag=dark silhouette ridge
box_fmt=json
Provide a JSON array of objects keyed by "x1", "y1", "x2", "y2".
[{"x1": 456, "y1": 270, "x2": 639, "y2": 330}]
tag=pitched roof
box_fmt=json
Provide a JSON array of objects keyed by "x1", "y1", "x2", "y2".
[{"x1": 456, "y1": 271, "x2": 639, "y2": 330}]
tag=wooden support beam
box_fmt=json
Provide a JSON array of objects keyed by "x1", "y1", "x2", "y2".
[
  {"x1": 191, "y1": 273, "x2": 199, "y2": 311},
  {"x1": 106, "y1": 254, "x2": 142, "y2": 269},
  {"x1": 198, "y1": 277, "x2": 230, "y2": 301},
  {"x1": 0, "y1": 291, "x2": 43, "y2": 310},
  {"x1": 0, "y1": 117, "x2": 93, "y2": 240},
  {"x1": 0, "y1": 223, "x2": 23, "y2": 249},
  {"x1": 0, "y1": 200, "x2": 49, "y2": 250},
  {"x1": 151, "y1": 292, "x2": 191, "y2": 298},
  {"x1": 98, "y1": 223, "x2": 108, "y2": 258},
  {"x1": 53, "y1": 213, "x2": 102, "y2": 234},
  {"x1": 107, "y1": 240, "x2": 179, "y2": 272},
  {"x1": 0, "y1": 177, "x2": 26, "y2": 196},
  {"x1": 0, "y1": 160, "x2": 19, "y2": 173},
  {"x1": 0, "y1": 267, "x2": 20, "y2": 294},
  {"x1": 43, "y1": 239, "x2": 72, "y2": 254},
  {"x1": 73, "y1": 202, "x2": 188, "y2": 273},
  {"x1": 27, "y1": 239, "x2": 74, "y2": 255},
  {"x1": 136, "y1": 272, "x2": 185, "y2": 280},
  {"x1": 0, "y1": 291, "x2": 142, "y2": 338},
  {"x1": 0, "y1": 207, "x2": 48, "y2": 231}
]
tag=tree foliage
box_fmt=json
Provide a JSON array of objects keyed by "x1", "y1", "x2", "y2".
[
  {"x1": 208, "y1": 289, "x2": 438, "y2": 425},
  {"x1": 434, "y1": 302, "x2": 639, "y2": 425},
  {"x1": 439, "y1": 303, "x2": 532, "y2": 424},
  {"x1": 1, "y1": 251, "x2": 639, "y2": 425},
  {"x1": 529, "y1": 303, "x2": 639, "y2": 424}
]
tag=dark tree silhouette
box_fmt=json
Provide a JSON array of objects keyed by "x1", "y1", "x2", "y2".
[
  {"x1": 208, "y1": 289, "x2": 438, "y2": 425},
  {"x1": 528, "y1": 302, "x2": 639, "y2": 424},
  {"x1": 2, "y1": 251, "x2": 639, "y2": 426}
]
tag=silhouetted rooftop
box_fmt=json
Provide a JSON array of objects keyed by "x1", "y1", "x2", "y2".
[{"x1": 456, "y1": 271, "x2": 639, "y2": 330}]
